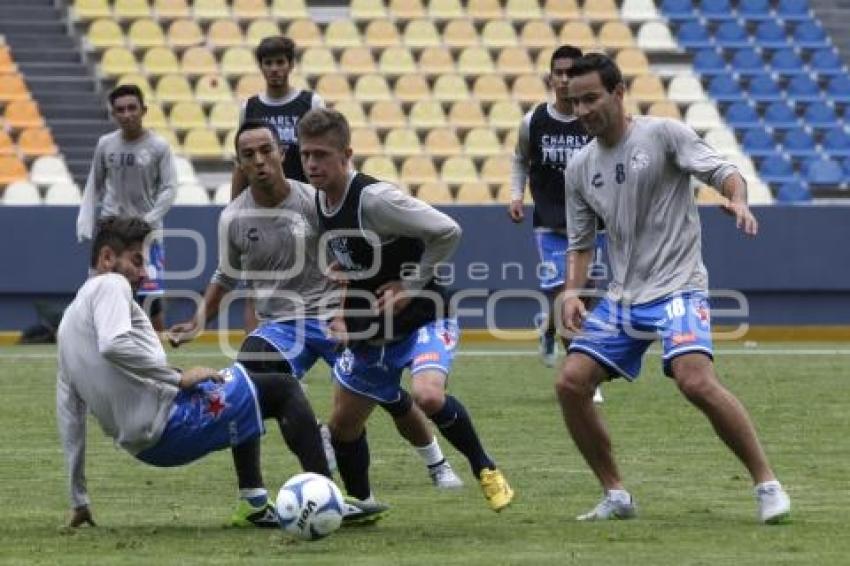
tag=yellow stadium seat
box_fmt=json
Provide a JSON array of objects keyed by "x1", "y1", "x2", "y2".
[
  {"x1": 0, "y1": 47, "x2": 17, "y2": 74},
  {"x1": 629, "y1": 74, "x2": 666, "y2": 103},
  {"x1": 427, "y1": 0, "x2": 464, "y2": 21},
  {"x1": 153, "y1": 128, "x2": 182, "y2": 152},
  {"x1": 493, "y1": 183, "x2": 510, "y2": 202},
  {"x1": 0, "y1": 131, "x2": 15, "y2": 156},
  {"x1": 155, "y1": 74, "x2": 194, "y2": 103},
  {"x1": 418, "y1": 47, "x2": 455, "y2": 77},
  {"x1": 220, "y1": 47, "x2": 256, "y2": 78},
  {"x1": 271, "y1": 0, "x2": 308, "y2": 19},
  {"x1": 301, "y1": 47, "x2": 337, "y2": 77},
  {"x1": 647, "y1": 101, "x2": 682, "y2": 119},
  {"x1": 4, "y1": 100, "x2": 43, "y2": 130},
  {"x1": 378, "y1": 47, "x2": 416, "y2": 76},
  {"x1": 464, "y1": 127, "x2": 502, "y2": 157},
  {"x1": 393, "y1": 74, "x2": 430, "y2": 103},
  {"x1": 235, "y1": 73, "x2": 264, "y2": 99},
  {"x1": 232, "y1": 0, "x2": 269, "y2": 21},
  {"x1": 458, "y1": 47, "x2": 495, "y2": 77},
  {"x1": 369, "y1": 101, "x2": 407, "y2": 129},
  {"x1": 481, "y1": 21, "x2": 519, "y2": 48},
  {"x1": 448, "y1": 101, "x2": 487, "y2": 129},
  {"x1": 432, "y1": 74, "x2": 470, "y2": 102},
  {"x1": 87, "y1": 19, "x2": 125, "y2": 50},
  {"x1": 441, "y1": 156, "x2": 479, "y2": 184},
  {"x1": 339, "y1": 47, "x2": 377, "y2": 76},
  {"x1": 100, "y1": 47, "x2": 138, "y2": 77},
  {"x1": 488, "y1": 100, "x2": 523, "y2": 130},
  {"x1": 169, "y1": 101, "x2": 207, "y2": 131},
  {"x1": 333, "y1": 100, "x2": 367, "y2": 128},
  {"x1": 512, "y1": 74, "x2": 547, "y2": 104},
  {"x1": 402, "y1": 19, "x2": 441, "y2": 48},
  {"x1": 558, "y1": 22, "x2": 597, "y2": 49},
  {"x1": 325, "y1": 21, "x2": 362, "y2": 48},
  {"x1": 351, "y1": 128, "x2": 383, "y2": 156},
  {"x1": 183, "y1": 128, "x2": 223, "y2": 158},
  {"x1": 615, "y1": 48, "x2": 650, "y2": 78},
  {"x1": 400, "y1": 156, "x2": 438, "y2": 185},
  {"x1": 480, "y1": 155, "x2": 512, "y2": 184},
  {"x1": 424, "y1": 128, "x2": 462, "y2": 157},
  {"x1": 143, "y1": 103, "x2": 168, "y2": 128},
  {"x1": 167, "y1": 19, "x2": 203, "y2": 49},
  {"x1": 315, "y1": 75, "x2": 352, "y2": 103},
  {"x1": 583, "y1": 0, "x2": 620, "y2": 21},
  {"x1": 472, "y1": 74, "x2": 510, "y2": 102},
  {"x1": 503, "y1": 128, "x2": 518, "y2": 151},
  {"x1": 545, "y1": 0, "x2": 581, "y2": 20},
  {"x1": 416, "y1": 181, "x2": 454, "y2": 204},
  {"x1": 384, "y1": 128, "x2": 422, "y2": 157},
  {"x1": 193, "y1": 0, "x2": 230, "y2": 21},
  {"x1": 73, "y1": 0, "x2": 111, "y2": 21},
  {"x1": 246, "y1": 20, "x2": 282, "y2": 46},
  {"x1": 208, "y1": 20, "x2": 244, "y2": 50},
  {"x1": 506, "y1": 0, "x2": 543, "y2": 20},
  {"x1": 496, "y1": 47, "x2": 533, "y2": 78},
  {"x1": 0, "y1": 74, "x2": 29, "y2": 102},
  {"x1": 354, "y1": 74, "x2": 392, "y2": 102},
  {"x1": 351, "y1": 0, "x2": 387, "y2": 21},
  {"x1": 597, "y1": 21, "x2": 635, "y2": 49},
  {"x1": 113, "y1": 0, "x2": 150, "y2": 21},
  {"x1": 127, "y1": 19, "x2": 165, "y2": 50},
  {"x1": 154, "y1": 0, "x2": 190, "y2": 20},
  {"x1": 519, "y1": 21, "x2": 557, "y2": 50},
  {"x1": 409, "y1": 100, "x2": 447, "y2": 129},
  {"x1": 443, "y1": 20, "x2": 479, "y2": 48},
  {"x1": 536, "y1": 47, "x2": 554, "y2": 73},
  {"x1": 0, "y1": 156, "x2": 29, "y2": 186},
  {"x1": 17, "y1": 128, "x2": 57, "y2": 158},
  {"x1": 623, "y1": 95, "x2": 641, "y2": 115},
  {"x1": 467, "y1": 0, "x2": 503, "y2": 21},
  {"x1": 181, "y1": 47, "x2": 218, "y2": 76},
  {"x1": 222, "y1": 129, "x2": 236, "y2": 158},
  {"x1": 456, "y1": 181, "x2": 494, "y2": 203},
  {"x1": 285, "y1": 20, "x2": 323, "y2": 49},
  {"x1": 364, "y1": 20, "x2": 402, "y2": 49},
  {"x1": 116, "y1": 73, "x2": 154, "y2": 101},
  {"x1": 390, "y1": 0, "x2": 426, "y2": 20},
  {"x1": 195, "y1": 74, "x2": 233, "y2": 104},
  {"x1": 142, "y1": 47, "x2": 179, "y2": 76}
]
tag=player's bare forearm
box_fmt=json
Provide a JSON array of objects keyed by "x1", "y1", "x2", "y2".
[
  {"x1": 564, "y1": 249, "x2": 593, "y2": 297},
  {"x1": 719, "y1": 173, "x2": 758, "y2": 236},
  {"x1": 199, "y1": 283, "x2": 228, "y2": 327},
  {"x1": 719, "y1": 171, "x2": 748, "y2": 204}
]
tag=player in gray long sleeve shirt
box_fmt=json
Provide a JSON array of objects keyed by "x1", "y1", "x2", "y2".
[{"x1": 553, "y1": 54, "x2": 790, "y2": 525}]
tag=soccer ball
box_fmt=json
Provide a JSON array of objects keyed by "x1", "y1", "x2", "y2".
[{"x1": 275, "y1": 473, "x2": 345, "y2": 540}]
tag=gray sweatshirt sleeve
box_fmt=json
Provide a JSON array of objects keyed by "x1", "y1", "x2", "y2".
[
  {"x1": 360, "y1": 185, "x2": 461, "y2": 290},
  {"x1": 509, "y1": 111, "x2": 534, "y2": 201},
  {"x1": 77, "y1": 138, "x2": 106, "y2": 242},
  {"x1": 663, "y1": 119, "x2": 740, "y2": 188},
  {"x1": 565, "y1": 161, "x2": 597, "y2": 252},
  {"x1": 143, "y1": 144, "x2": 178, "y2": 228},
  {"x1": 56, "y1": 372, "x2": 89, "y2": 508}
]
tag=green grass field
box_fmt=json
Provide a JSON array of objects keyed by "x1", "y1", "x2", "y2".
[{"x1": 1, "y1": 342, "x2": 848, "y2": 565}]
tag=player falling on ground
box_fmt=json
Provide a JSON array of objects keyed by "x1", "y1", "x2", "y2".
[
  {"x1": 77, "y1": 84, "x2": 177, "y2": 331},
  {"x1": 169, "y1": 121, "x2": 463, "y2": 493},
  {"x1": 299, "y1": 109, "x2": 514, "y2": 512},
  {"x1": 56, "y1": 217, "x2": 383, "y2": 529},
  {"x1": 555, "y1": 54, "x2": 790, "y2": 524}
]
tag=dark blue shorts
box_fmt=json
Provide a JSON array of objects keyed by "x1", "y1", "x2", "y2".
[{"x1": 246, "y1": 318, "x2": 340, "y2": 379}]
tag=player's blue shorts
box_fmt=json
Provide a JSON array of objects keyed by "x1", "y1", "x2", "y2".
[
  {"x1": 246, "y1": 318, "x2": 339, "y2": 379},
  {"x1": 137, "y1": 239, "x2": 165, "y2": 296},
  {"x1": 333, "y1": 318, "x2": 460, "y2": 404},
  {"x1": 136, "y1": 363, "x2": 264, "y2": 467},
  {"x1": 535, "y1": 231, "x2": 609, "y2": 290},
  {"x1": 568, "y1": 291, "x2": 713, "y2": 380}
]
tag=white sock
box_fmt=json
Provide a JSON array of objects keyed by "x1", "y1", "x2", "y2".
[
  {"x1": 606, "y1": 488, "x2": 631, "y2": 503},
  {"x1": 415, "y1": 439, "x2": 445, "y2": 468},
  {"x1": 755, "y1": 480, "x2": 782, "y2": 492}
]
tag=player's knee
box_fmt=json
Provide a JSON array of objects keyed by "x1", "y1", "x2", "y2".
[
  {"x1": 328, "y1": 412, "x2": 365, "y2": 443},
  {"x1": 411, "y1": 384, "x2": 445, "y2": 416},
  {"x1": 672, "y1": 357, "x2": 717, "y2": 402},
  {"x1": 555, "y1": 364, "x2": 594, "y2": 401},
  {"x1": 379, "y1": 389, "x2": 413, "y2": 418}
]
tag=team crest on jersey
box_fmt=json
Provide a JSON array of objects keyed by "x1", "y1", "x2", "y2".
[
  {"x1": 692, "y1": 301, "x2": 711, "y2": 326},
  {"x1": 338, "y1": 350, "x2": 355, "y2": 374},
  {"x1": 438, "y1": 325, "x2": 458, "y2": 350},
  {"x1": 136, "y1": 149, "x2": 152, "y2": 167},
  {"x1": 630, "y1": 150, "x2": 650, "y2": 171},
  {"x1": 204, "y1": 389, "x2": 227, "y2": 419}
]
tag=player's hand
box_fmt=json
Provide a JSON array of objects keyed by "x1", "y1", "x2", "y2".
[
  {"x1": 68, "y1": 505, "x2": 96, "y2": 528},
  {"x1": 721, "y1": 200, "x2": 758, "y2": 236},
  {"x1": 179, "y1": 367, "x2": 223, "y2": 389},
  {"x1": 561, "y1": 295, "x2": 587, "y2": 334},
  {"x1": 325, "y1": 260, "x2": 350, "y2": 286},
  {"x1": 375, "y1": 281, "x2": 412, "y2": 315},
  {"x1": 326, "y1": 315, "x2": 349, "y2": 349},
  {"x1": 508, "y1": 199, "x2": 525, "y2": 223},
  {"x1": 167, "y1": 320, "x2": 199, "y2": 348}
]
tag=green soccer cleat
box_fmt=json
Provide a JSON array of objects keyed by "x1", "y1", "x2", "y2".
[
  {"x1": 341, "y1": 497, "x2": 389, "y2": 526},
  {"x1": 230, "y1": 499, "x2": 279, "y2": 529}
]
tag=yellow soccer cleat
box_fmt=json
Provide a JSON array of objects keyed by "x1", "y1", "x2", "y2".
[{"x1": 479, "y1": 468, "x2": 514, "y2": 512}]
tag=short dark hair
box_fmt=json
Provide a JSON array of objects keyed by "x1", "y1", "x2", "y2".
[
  {"x1": 234, "y1": 120, "x2": 280, "y2": 154},
  {"x1": 296, "y1": 108, "x2": 351, "y2": 151},
  {"x1": 108, "y1": 84, "x2": 145, "y2": 107},
  {"x1": 254, "y1": 35, "x2": 296, "y2": 64},
  {"x1": 91, "y1": 216, "x2": 151, "y2": 267},
  {"x1": 566, "y1": 53, "x2": 624, "y2": 93},
  {"x1": 550, "y1": 44, "x2": 583, "y2": 70}
]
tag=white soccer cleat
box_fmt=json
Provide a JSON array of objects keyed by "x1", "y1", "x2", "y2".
[
  {"x1": 319, "y1": 422, "x2": 337, "y2": 473},
  {"x1": 593, "y1": 387, "x2": 604, "y2": 404},
  {"x1": 428, "y1": 460, "x2": 464, "y2": 489},
  {"x1": 756, "y1": 481, "x2": 791, "y2": 524},
  {"x1": 576, "y1": 491, "x2": 637, "y2": 521}
]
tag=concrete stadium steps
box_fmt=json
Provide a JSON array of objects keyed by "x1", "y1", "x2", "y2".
[{"x1": 811, "y1": 0, "x2": 850, "y2": 67}]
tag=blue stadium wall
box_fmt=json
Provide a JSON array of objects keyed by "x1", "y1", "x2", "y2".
[{"x1": 1, "y1": 205, "x2": 848, "y2": 331}]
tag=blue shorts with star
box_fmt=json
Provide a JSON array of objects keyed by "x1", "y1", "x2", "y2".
[
  {"x1": 135, "y1": 363, "x2": 265, "y2": 467},
  {"x1": 568, "y1": 291, "x2": 714, "y2": 380},
  {"x1": 333, "y1": 319, "x2": 460, "y2": 404},
  {"x1": 536, "y1": 231, "x2": 609, "y2": 290},
  {"x1": 245, "y1": 318, "x2": 340, "y2": 379}
]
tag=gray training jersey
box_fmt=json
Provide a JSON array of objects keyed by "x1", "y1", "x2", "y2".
[
  {"x1": 565, "y1": 116, "x2": 740, "y2": 304},
  {"x1": 211, "y1": 180, "x2": 338, "y2": 322},
  {"x1": 77, "y1": 130, "x2": 178, "y2": 241}
]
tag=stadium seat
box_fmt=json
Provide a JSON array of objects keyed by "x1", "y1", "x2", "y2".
[
  {"x1": 113, "y1": 0, "x2": 150, "y2": 21},
  {"x1": 473, "y1": 75, "x2": 510, "y2": 103},
  {"x1": 775, "y1": 180, "x2": 811, "y2": 202},
  {"x1": 456, "y1": 181, "x2": 495, "y2": 203},
  {"x1": 467, "y1": 0, "x2": 503, "y2": 21},
  {"x1": 598, "y1": 22, "x2": 635, "y2": 49},
  {"x1": 271, "y1": 0, "x2": 308, "y2": 19},
  {"x1": 400, "y1": 155, "x2": 439, "y2": 185},
  {"x1": 1, "y1": 180, "x2": 40, "y2": 204},
  {"x1": 637, "y1": 21, "x2": 678, "y2": 51},
  {"x1": 433, "y1": 74, "x2": 471, "y2": 102},
  {"x1": 17, "y1": 128, "x2": 57, "y2": 157},
  {"x1": 769, "y1": 49, "x2": 806, "y2": 77},
  {"x1": 169, "y1": 101, "x2": 207, "y2": 131},
  {"x1": 647, "y1": 101, "x2": 682, "y2": 119},
  {"x1": 424, "y1": 128, "x2": 462, "y2": 156},
  {"x1": 793, "y1": 21, "x2": 830, "y2": 49},
  {"x1": 87, "y1": 19, "x2": 125, "y2": 49},
  {"x1": 676, "y1": 21, "x2": 712, "y2": 49},
  {"x1": 361, "y1": 156, "x2": 398, "y2": 183},
  {"x1": 441, "y1": 156, "x2": 479, "y2": 184},
  {"x1": 208, "y1": 100, "x2": 239, "y2": 131},
  {"x1": 403, "y1": 19, "x2": 441, "y2": 48},
  {"x1": 629, "y1": 74, "x2": 666, "y2": 103},
  {"x1": 805, "y1": 158, "x2": 843, "y2": 185},
  {"x1": 776, "y1": 0, "x2": 811, "y2": 21},
  {"x1": 686, "y1": 102, "x2": 726, "y2": 131},
  {"x1": 458, "y1": 47, "x2": 496, "y2": 76},
  {"x1": 762, "y1": 102, "x2": 799, "y2": 130},
  {"x1": 667, "y1": 75, "x2": 706, "y2": 103},
  {"x1": 692, "y1": 49, "x2": 727, "y2": 76},
  {"x1": 174, "y1": 183, "x2": 211, "y2": 205},
  {"x1": 726, "y1": 152, "x2": 758, "y2": 175},
  {"x1": 609, "y1": 49, "x2": 646, "y2": 80},
  {"x1": 286, "y1": 20, "x2": 322, "y2": 48},
  {"x1": 738, "y1": 0, "x2": 772, "y2": 21},
  {"x1": 516, "y1": 22, "x2": 555, "y2": 50},
  {"x1": 741, "y1": 128, "x2": 778, "y2": 156},
  {"x1": 753, "y1": 21, "x2": 788, "y2": 49},
  {"x1": 502, "y1": 129, "x2": 519, "y2": 152},
  {"x1": 416, "y1": 181, "x2": 454, "y2": 204},
  {"x1": 786, "y1": 74, "x2": 821, "y2": 103},
  {"x1": 808, "y1": 48, "x2": 844, "y2": 76},
  {"x1": 703, "y1": 128, "x2": 740, "y2": 156},
  {"x1": 30, "y1": 155, "x2": 71, "y2": 186},
  {"x1": 464, "y1": 128, "x2": 502, "y2": 156},
  {"x1": 843, "y1": 156, "x2": 850, "y2": 177},
  {"x1": 153, "y1": 128, "x2": 182, "y2": 152},
  {"x1": 384, "y1": 128, "x2": 422, "y2": 157},
  {"x1": 44, "y1": 182, "x2": 83, "y2": 205},
  {"x1": 481, "y1": 21, "x2": 519, "y2": 48},
  {"x1": 621, "y1": 0, "x2": 659, "y2": 21},
  {"x1": 369, "y1": 102, "x2": 407, "y2": 130},
  {"x1": 364, "y1": 20, "x2": 402, "y2": 48},
  {"x1": 825, "y1": 76, "x2": 850, "y2": 103},
  {"x1": 418, "y1": 47, "x2": 455, "y2": 77},
  {"x1": 536, "y1": 48, "x2": 554, "y2": 74},
  {"x1": 700, "y1": 0, "x2": 736, "y2": 21},
  {"x1": 354, "y1": 75, "x2": 392, "y2": 102},
  {"x1": 0, "y1": 131, "x2": 15, "y2": 156},
  {"x1": 558, "y1": 22, "x2": 597, "y2": 49},
  {"x1": 730, "y1": 48, "x2": 769, "y2": 77},
  {"x1": 0, "y1": 157, "x2": 29, "y2": 187},
  {"x1": 193, "y1": 0, "x2": 230, "y2": 21},
  {"x1": 781, "y1": 127, "x2": 819, "y2": 157},
  {"x1": 212, "y1": 181, "x2": 230, "y2": 205},
  {"x1": 758, "y1": 153, "x2": 796, "y2": 184},
  {"x1": 207, "y1": 20, "x2": 244, "y2": 50},
  {"x1": 339, "y1": 47, "x2": 377, "y2": 76},
  {"x1": 351, "y1": 0, "x2": 387, "y2": 21},
  {"x1": 154, "y1": 0, "x2": 189, "y2": 19},
  {"x1": 155, "y1": 74, "x2": 193, "y2": 103},
  {"x1": 4, "y1": 100, "x2": 43, "y2": 130},
  {"x1": 0, "y1": 47, "x2": 17, "y2": 74},
  {"x1": 193, "y1": 74, "x2": 231, "y2": 104},
  {"x1": 378, "y1": 47, "x2": 416, "y2": 77},
  {"x1": 714, "y1": 22, "x2": 751, "y2": 48},
  {"x1": 584, "y1": 0, "x2": 619, "y2": 20},
  {"x1": 301, "y1": 47, "x2": 337, "y2": 77},
  {"x1": 244, "y1": 20, "x2": 281, "y2": 45},
  {"x1": 505, "y1": 0, "x2": 543, "y2": 19},
  {"x1": 183, "y1": 128, "x2": 222, "y2": 158},
  {"x1": 316, "y1": 75, "x2": 352, "y2": 103},
  {"x1": 116, "y1": 72, "x2": 154, "y2": 102},
  {"x1": 512, "y1": 74, "x2": 547, "y2": 104},
  {"x1": 428, "y1": 0, "x2": 463, "y2": 20},
  {"x1": 166, "y1": 19, "x2": 203, "y2": 49},
  {"x1": 544, "y1": 0, "x2": 580, "y2": 20},
  {"x1": 128, "y1": 19, "x2": 165, "y2": 50},
  {"x1": 332, "y1": 100, "x2": 366, "y2": 128},
  {"x1": 748, "y1": 75, "x2": 783, "y2": 103},
  {"x1": 479, "y1": 155, "x2": 511, "y2": 185},
  {"x1": 325, "y1": 21, "x2": 362, "y2": 48},
  {"x1": 409, "y1": 100, "x2": 447, "y2": 129},
  {"x1": 390, "y1": 0, "x2": 426, "y2": 20},
  {"x1": 235, "y1": 74, "x2": 264, "y2": 99},
  {"x1": 172, "y1": 155, "x2": 197, "y2": 185},
  {"x1": 100, "y1": 47, "x2": 138, "y2": 77},
  {"x1": 661, "y1": 0, "x2": 694, "y2": 21},
  {"x1": 497, "y1": 47, "x2": 534, "y2": 77},
  {"x1": 822, "y1": 127, "x2": 850, "y2": 157},
  {"x1": 351, "y1": 128, "x2": 382, "y2": 156},
  {"x1": 142, "y1": 47, "x2": 179, "y2": 76},
  {"x1": 394, "y1": 74, "x2": 431, "y2": 103},
  {"x1": 447, "y1": 101, "x2": 487, "y2": 129},
  {"x1": 181, "y1": 47, "x2": 218, "y2": 77},
  {"x1": 232, "y1": 0, "x2": 268, "y2": 20},
  {"x1": 73, "y1": 0, "x2": 111, "y2": 21},
  {"x1": 443, "y1": 19, "x2": 479, "y2": 48},
  {"x1": 802, "y1": 102, "x2": 837, "y2": 129}
]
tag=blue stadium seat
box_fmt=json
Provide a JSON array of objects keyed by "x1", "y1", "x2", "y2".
[
  {"x1": 802, "y1": 102, "x2": 838, "y2": 129},
  {"x1": 714, "y1": 22, "x2": 751, "y2": 48},
  {"x1": 677, "y1": 21, "x2": 713, "y2": 49},
  {"x1": 748, "y1": 75, "x2": 784, "y2": 102},
  {"x1": 725, "y1": 102, "x2": 761, "y2": 128},
  {"x1": 822, "y1": 127, "x2": 850, "y2": 157},
  {"x1": 781, "y1": 127, "x2": 819, "y2": 157},
  {"x1": 776, "y1": 180, "x2": 812, "y2": 202},
  {"x1": 843, "y1": 157, "x2": 850, "y2": 177},
  {"x1": 793, "y1": 21, "x2": 830, "y2": 49},
  {"x1": 707, "y1": 75, "x2": 744, "y2": 102},
  {"x1": 700, "y1": 0, "x2": 736, "y2": 21},
  {"x1": 785, "y1": 74, "x2": 822, "y2": 102},
  {"x1": 758, "y1": 154, "x2": 797, "y2": 184},
  {"x1": 763, "y1": 102, "x2": 799, "y2": 129},
  {"x1": 742, "y1": 128, "x2": 778, "y2": 156},
  {"x1": 730, "y1": 48, "x2": 768, "y2": 77},
  {"x1": 804, "y1": 158, "x2": 844, "y2": 185},
  {"x1": 753, "y1": 21, "x2": 789, "y2": 49},
  {"x1": 693, "y1": 49, "x2": 727, "y2": 75},
  {"x1": 825, "y1": 75, "x2": 850, "y2": 103},
  {"x1": 662, "y1": 0, "x2": 697, "y2": 20},
  {"x1": 738, "y1": 0, "x2": 773, "y2": 21},
  {"x1": 809, "y1": 49, "x2": 845, "y2": 76},
  {"x1": 769, "y1": 49, "x2": 807, "y2": 77},
  {"x1": 776, "y1": 0, "x2": 811, "y2": 21}
]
